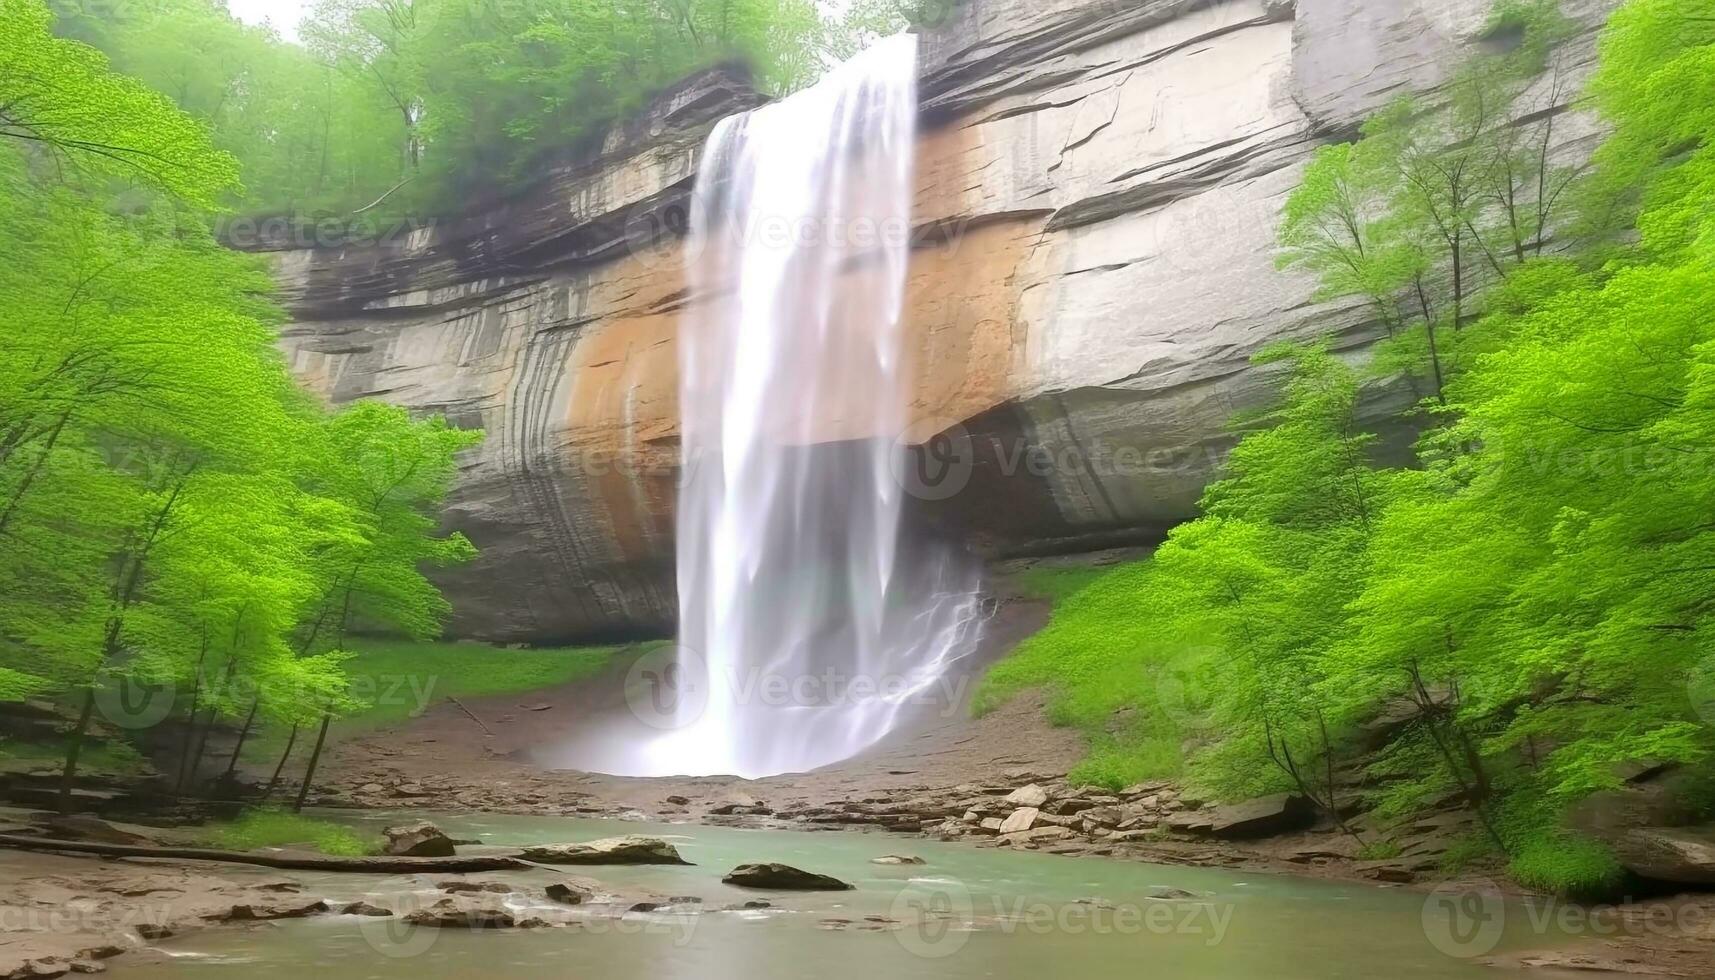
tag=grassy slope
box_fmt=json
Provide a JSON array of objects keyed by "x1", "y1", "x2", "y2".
[
  {"x1": 1006, "y1": 564, "x2": 1114, "y2": 605},
  {"x1": 242, "y1": 638, "x2": 635, "y2": 762},
  {"x1": 978, "y1": 560, "x2": 1191, "y2": 790}
]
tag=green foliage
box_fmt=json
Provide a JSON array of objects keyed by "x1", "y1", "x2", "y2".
[
  {"x1": 47, "y1": 0, "x2": 887, "y2": 215},
  {"x1": 2, "y1": 0, "x2": 242, "y2": 208},
  {"x1": 979, "y1": 562, "x2": 1174, "y2": 719},
  {"x1": 201, "y1": 808, "x2": 376, "y2": 856},
  {"x1": 406, "y1": 0, "x2": 824, "y2": 197},
  {"x1": 984, "y1": 0, "x2": 1715, "y2": 891},
  {"x1": 1507, "y1": 834, "x2": 1625, "y2": 899},
  {"x1": 0, "y1": 0, "x2": 480, "y2": 810},
  {"x1": 1068, "y1": 737, "x2": 1185, "y2": 791}
]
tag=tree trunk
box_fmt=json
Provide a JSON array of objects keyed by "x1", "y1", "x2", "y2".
[
  {"x1": 0, "y1": 834, "x2": 534, "y2": 873},
  {"x1": 292, "y1": 714, "x2": 333, "y2": 812},
  {"x1": 175, "y1": 634, "x2": 211, "y2": 793},
  {"x1": 0, "y1": 409, "x2": 71, "y2": 537},
  {"x1": 223, "y1": 697, "x2": 260, "y2": 779},
  {"x1": 263, "y1": 723, "x2": 299, "y2": 798},
  {"x1": 182, "y1": 708, "x2": 216, "y2": 796},
  {"x1": 56, "y1": 687, "x2": 98, "y2": 813}
]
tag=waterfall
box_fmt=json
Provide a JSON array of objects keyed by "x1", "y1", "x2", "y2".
[{"x1": 635, "y1": 34, "x2": 984, "y2": 778}]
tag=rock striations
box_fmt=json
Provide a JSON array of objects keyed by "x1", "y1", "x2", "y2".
[{"x1": 267, "y1": 0, "x2": 1619, "y2": 642}]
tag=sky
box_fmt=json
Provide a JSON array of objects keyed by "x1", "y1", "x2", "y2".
[
  {"x1": 225, "y1": 0, "x2": 856, "y2": 44},
  {"x1": 227, "y1": 0, "x2": 311, "y2": 40}
]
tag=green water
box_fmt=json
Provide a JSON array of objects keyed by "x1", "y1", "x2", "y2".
[{"x1": 115, "y1": 810, "x2": 1563, "y2": 979}]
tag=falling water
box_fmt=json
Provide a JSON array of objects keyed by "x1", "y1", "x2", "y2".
[{"x1": 624, "y1": 34, "x2": 985, "y2": 778}]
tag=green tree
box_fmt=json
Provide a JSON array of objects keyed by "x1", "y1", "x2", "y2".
[
  {"x1": 1, "y1": 0, "x2": 240, "y2": 206},
  {"x1": 985, "y1": 0, "x2": 1715, "y2": 894},
  {"x1": 1, "y1": 0, "x2": 480, "y2": 813},
  {"x1": 269, "y1": 403, "x2": 479, "y2": 810}
]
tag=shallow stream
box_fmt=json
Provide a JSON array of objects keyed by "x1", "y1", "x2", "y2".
[{"x1": 110, "y1": 810, "x2": 1571, "y2": 979}]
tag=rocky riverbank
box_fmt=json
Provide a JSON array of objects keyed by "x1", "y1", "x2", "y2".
[
  {"x1": 0, "y1": 837, "x2": 764, "y2": 980},
  {"x1": 0, "y1": 849, "x2": 332, "y2": 978}
]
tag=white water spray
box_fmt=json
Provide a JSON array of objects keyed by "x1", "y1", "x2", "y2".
[{"x1": 626, "y1": 34, "x2": 984, "y2": 778}]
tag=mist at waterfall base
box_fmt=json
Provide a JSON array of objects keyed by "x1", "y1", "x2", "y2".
[{"x1": 558, "y1": 35, "x2": 985, "y2": 780}]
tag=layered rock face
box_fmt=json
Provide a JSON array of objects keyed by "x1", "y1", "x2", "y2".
[{"x1": 272, "y1": 0, "x2": 1616, "y2": 642}]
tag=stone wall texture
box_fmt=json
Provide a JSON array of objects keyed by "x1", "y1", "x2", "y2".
[{"x1": 270, "y1": 0, "x2": 1619, "y2": 641}]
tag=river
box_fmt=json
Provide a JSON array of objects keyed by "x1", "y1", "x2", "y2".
[{"x1": 110, "y1": 809, "x2": 1565, "y2": 979}]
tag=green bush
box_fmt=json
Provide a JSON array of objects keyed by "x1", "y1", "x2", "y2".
[{"x1": 1507, "y1": 834, "x2": 1625, "y2": 899}]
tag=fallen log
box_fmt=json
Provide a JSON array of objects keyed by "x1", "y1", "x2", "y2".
[{"x1": 0, "y1": 833, "x2": 533, "y2": 873}]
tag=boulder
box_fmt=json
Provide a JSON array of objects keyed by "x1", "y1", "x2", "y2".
[
  {"x1": 1004, "y1": 784, "x2": 1049, "y2": 808},
  {"x1": 709, "y1": 790, "x2": 769, "y2": 815},
  {"x1": 1611, "y1": 827, "x2": 1715, "y2": 885},
  {"x1": 1046, "y1": 798, "x2": 1096, "y2": 816},
  {"x1": 544, "y1": 882, "x2": 593, "y2": 905},
  {"x1": 1572, "y1": 772, "x2": 1710, "y2": 836},
  {"x1": 382, "y1": 821, "x2": 455, "y2": 857},
  {"x1": 998, "y1": 807, "x2": 1039, "y2": 834},
  {"x1": 437, "y1": 880, "x2": 514, "y2": 894},
  {"x1": 519, "y1": 836, "x2": 691, "y2": 865},
  {"x1": 721, "y1": 863, "x2": 853, "y2": 891},
  {"x1": 339, "y1": 901, "x2": 393, "y2": 917},
  {"x1": 1107, "y1": 828, "x2": 1162, "y2": 843},
  {"x1": 1081, "y1": 807, "x2": 1122, "y2": 829},
  {"x1": 1163, "y1": 813, "x2": 1216, "y2": 835},
  {"x1": 1358, "y1": 862, "x2": 1417, "y2": 884},
  {"x1": 402, "y1": 897, "x2": 527, "y2": 929},
  {"x1": 206, "y1": 900, "x2": 330, "y2": 922},
  {"x1": 1001, "y1": 826, "x2": 1073, "y2": 846},
  {"x1": 870, "y1": 854, "x2": 926, "y2": 865},
  {"x1": 1172, "y1": 794, "x2": 1316, "y2": 840}
]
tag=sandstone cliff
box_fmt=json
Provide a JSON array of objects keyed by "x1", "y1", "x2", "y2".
[{"x1": 271, "y1": 0, "x2": 1616, "y2": 642}]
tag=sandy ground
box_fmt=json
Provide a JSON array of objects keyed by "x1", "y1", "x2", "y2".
[
  {"x1": 312, "y1": 594, "x2": 1090, "y2": 818},
  {"x1": 0, "y1": 847, "x2": 326, "y2": 978}
]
